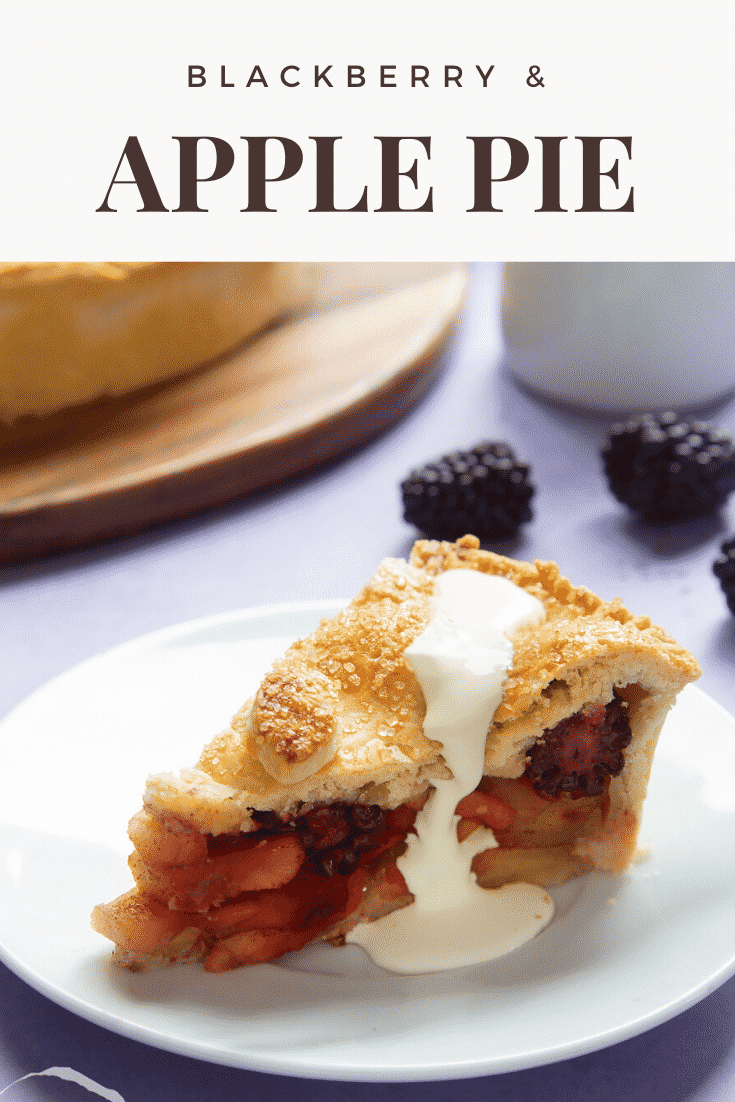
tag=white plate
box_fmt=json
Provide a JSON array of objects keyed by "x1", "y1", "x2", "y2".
[{"x1": 2, "y1": 603, "x2": 735, "y2": 1082}]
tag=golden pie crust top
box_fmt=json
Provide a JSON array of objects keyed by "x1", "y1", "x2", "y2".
[{"x1": 0, "y1": 262, "x2": 311, "y2": 423}]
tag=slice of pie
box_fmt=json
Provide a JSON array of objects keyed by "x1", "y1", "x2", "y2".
[{"x1": 92, "y1": 535, "x2": 700, "y2": 972}]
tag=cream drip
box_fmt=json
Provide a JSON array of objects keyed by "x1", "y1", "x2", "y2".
[{"x1": 347, "y1": 569, "x2": 554, "y2": 973}]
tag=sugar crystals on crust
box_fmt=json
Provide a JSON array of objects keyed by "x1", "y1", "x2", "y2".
[{"x1": 253, "y1": 668, "x2": 340, "y2": 783}]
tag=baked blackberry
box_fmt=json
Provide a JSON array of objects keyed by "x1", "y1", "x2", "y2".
[
  {"x1": 255, "y1": 803, "x2": 390, "y2": 880},
  {"x1": 602, "y1": 412, "x2": 735, "y2": 525},
  {"x1": 525, "y1": 695, "x2": 632, "y2": 800},
  {"x1": 401, "y1": 442, "x2": 534, "y2": 542},
  {"x1": 713, "y1": 537, "x2": 735, "y2": 616}
]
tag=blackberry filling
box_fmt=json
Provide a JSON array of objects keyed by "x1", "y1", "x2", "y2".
[
  {"x1": 524, "y1": 693, "x2": 632, "y2": 799},
  {"x1": 252, "y1": 802, "x2": 391, "y2": 878}
]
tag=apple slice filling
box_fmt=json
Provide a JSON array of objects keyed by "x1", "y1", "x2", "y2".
[
  {"x1": 92, "y1": 696, "x2": 630, "y2": 971},
  {"x1": 93, "y1": 802, "x2": 421, "y2": 972}
]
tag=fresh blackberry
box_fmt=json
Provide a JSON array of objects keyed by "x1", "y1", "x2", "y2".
[
  {"x1": 713, "y1": 537, "x2": 735, "y2": 616},
  {"x1": 602, "y1": 411, "x2": 735, "y2": 525},
  {"x1": 401, "y1": 442, "x2": 534, "y2": 542}
]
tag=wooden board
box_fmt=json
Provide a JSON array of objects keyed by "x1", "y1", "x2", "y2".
[{"x1": 0, "y1": 263, "x2": 468, "y2": 563}]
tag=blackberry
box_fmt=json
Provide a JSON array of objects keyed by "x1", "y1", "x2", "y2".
[
  {"x1": 713, "y1": 537, "x2": 735, "y2": 616},
  {"x1": 602, "y1": 411, "x2": 735, "y2": 525},
  {"x1": 525, "y1": 695, "x2": 632, "y2": 800},
  {"x1": 401, "y1": 442, "x2": 534, "y2": 542}
]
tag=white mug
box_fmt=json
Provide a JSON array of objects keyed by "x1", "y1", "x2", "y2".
[{"x1": 501, "y1": 262, "x2": 735, "y2": 413}]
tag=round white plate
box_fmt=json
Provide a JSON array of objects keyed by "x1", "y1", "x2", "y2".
[{"x1": 1, "y1": 603, "x2": 735, "y2": 1082}]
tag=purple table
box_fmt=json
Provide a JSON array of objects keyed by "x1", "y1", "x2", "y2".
[{"x1": 2, "y1": 264, "x2": 735, "y2": 1100}]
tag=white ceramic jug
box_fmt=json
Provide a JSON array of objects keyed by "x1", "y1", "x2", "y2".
[{"x1": 501, "y1": 263, "x2": 735, "y2": 413}]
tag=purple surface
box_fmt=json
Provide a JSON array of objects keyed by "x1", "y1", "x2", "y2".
[{"x1": 2, "y1": 262, "x2": 735, "y2": 1099}]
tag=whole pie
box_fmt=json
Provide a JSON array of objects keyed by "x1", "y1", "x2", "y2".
[
  {"x1": 92, "y1": 536, "x2": 700, "y2": 972},
  {"x1": 0, "y1": 262, "x2": 311, "y2": 424}
]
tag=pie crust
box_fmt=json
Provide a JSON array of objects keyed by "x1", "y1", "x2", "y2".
[
  {"x1": 0, "y1": 262, "x2": 311, "y2": 423},
  {"x1": 92, "y1": 536, "x2": 700, "y2": 971}
]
